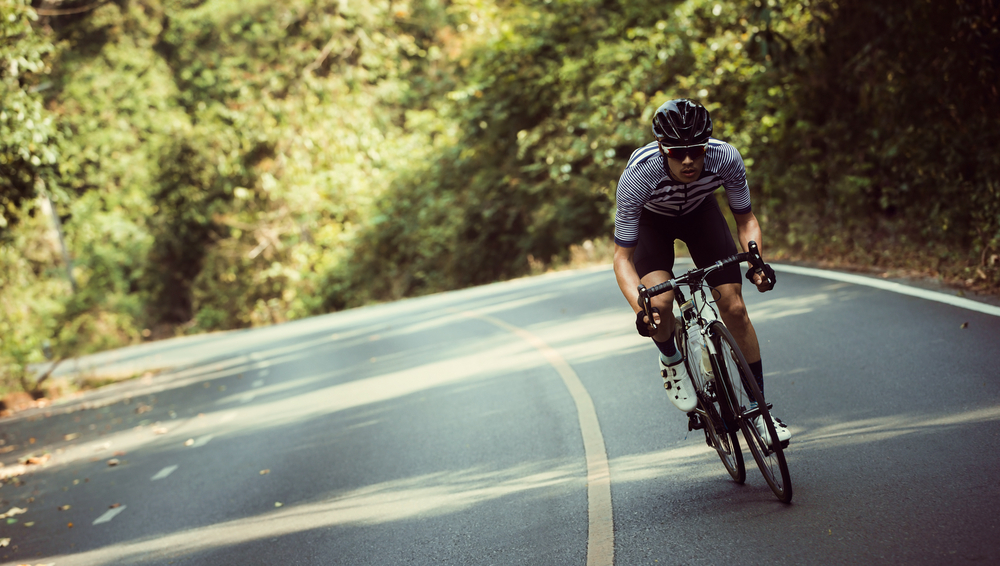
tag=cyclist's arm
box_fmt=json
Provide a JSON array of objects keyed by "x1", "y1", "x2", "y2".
[
  {"x1": 614, "y1": 243, "x2": 643, "y2": 313},
  {"x1": 733, "y1": 211, "x2": 762, "y2": 254}
]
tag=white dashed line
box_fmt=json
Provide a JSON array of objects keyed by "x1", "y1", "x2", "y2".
[
  {"x1": 151, "y1": 465, "x2": 178, "y2": 481},
  {"x1": 191, "y1": 434, "x2": 215, "y2": 447},
  {"x1": 93, "y1": 505, "x2": 126, "y2": 525}
]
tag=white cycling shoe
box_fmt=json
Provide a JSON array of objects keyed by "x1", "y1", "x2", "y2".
[
  {"x1": 753, "y1": 413, "x2": 792, "y2": 446},
  {"x1": 660, "y1": 357, "x2": 697, "y2": 412}
]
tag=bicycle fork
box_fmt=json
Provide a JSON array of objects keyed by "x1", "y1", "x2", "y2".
[{"x1": 685, "y1": 326, "x2": 717, "y2": 433}]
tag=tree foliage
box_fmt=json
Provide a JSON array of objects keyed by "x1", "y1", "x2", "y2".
[
  {"x1": 1, "y1": 0, "x2": 60, "y2": 229},
  {"x1": 1, "y1": 0, "x2": 998, "y2": 396}
]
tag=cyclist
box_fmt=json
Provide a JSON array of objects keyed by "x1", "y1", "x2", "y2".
[{"x1": 612, "y1": 98, "x2": 791, "y2": 445}]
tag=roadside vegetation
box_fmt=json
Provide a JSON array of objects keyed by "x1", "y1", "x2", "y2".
[{"x1": 2, "y1": 0, "x2": 997, "y2": 401}]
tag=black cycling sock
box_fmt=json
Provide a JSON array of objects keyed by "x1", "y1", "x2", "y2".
[
  {"x1": 653, "y1": 333, "x2": 678, "y2": 359},
  {"x1": 748, "y1": 360, "x2": 764, "y2": 395}
]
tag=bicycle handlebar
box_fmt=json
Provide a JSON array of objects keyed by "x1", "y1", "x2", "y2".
[{"x1": 637, "y1": 241, "x2": 767, "y2": 331}]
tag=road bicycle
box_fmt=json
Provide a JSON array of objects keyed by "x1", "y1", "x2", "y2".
[{"x1": 637, "y1": 241, "x2": 792, "y2": 503}]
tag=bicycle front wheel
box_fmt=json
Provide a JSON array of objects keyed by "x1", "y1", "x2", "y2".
[
  {"x1": 708, "y1": 321, "x2": 792, "y2": 503},
  {"x1": 677, "y1": 321, "x2": 745, "y2": 484}
]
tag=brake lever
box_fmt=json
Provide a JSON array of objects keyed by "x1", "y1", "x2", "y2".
[
  {"x1": 747, "y1": 240, "x2": 764, "y2": 272},
  {"x1": 746, "y1": 240, "x2": 773, "y2": 289},
  {"x1": 637, "y1": 284, "x2": 657, "y2": 332}
]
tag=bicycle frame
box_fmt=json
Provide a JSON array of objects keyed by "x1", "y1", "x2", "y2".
[
  {"x1": 636, "y1": 241, "x2": 793, "y2": 502},
  {"x1": 638, "y1": 249, "x2": 768, "y2": 428}
]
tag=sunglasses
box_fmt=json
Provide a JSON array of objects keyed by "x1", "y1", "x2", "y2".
[{"x1": 661, "y1": 143, "x2": 707, "y2": 160}]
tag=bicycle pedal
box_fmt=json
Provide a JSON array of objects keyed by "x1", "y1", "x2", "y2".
[{"x1": 687, "y1": 413, "x2": 704, "y2": 431}]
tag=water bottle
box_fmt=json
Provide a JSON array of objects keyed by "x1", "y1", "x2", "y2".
[
  {"x1": 687, "y1": 324, "x2": 705, "y2": 382},
  {"x1": 701, "y1": 343, "x2": 714, "y2": 381}
]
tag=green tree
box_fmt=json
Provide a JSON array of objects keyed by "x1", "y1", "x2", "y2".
[{"x1": 1, "y1": 0, "x2": 60, "y2": 230}]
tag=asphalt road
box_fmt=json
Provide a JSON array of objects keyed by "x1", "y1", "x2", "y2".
[{"x1": 1, "y1": 263, "x2": 998, "y2": 565}]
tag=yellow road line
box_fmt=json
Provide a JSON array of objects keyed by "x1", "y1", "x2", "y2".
[{"x1": 462, "y1": 311, "x2": 614, "y2": 566}]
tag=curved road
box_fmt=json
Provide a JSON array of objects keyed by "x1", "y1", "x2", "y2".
[{"x1": 1, "y1": 263, "x2": 998, "y2": 565}]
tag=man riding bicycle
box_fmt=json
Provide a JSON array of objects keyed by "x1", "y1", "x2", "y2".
[{"x1": 612, "y1": 98, "x2": 791, "y2": 445}]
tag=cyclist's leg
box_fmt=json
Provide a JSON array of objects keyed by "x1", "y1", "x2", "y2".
[
  {"x1": 634, "y1": 210, "x2": 696, "y2": 411},
  {"x1": 640, "y1": 270, "x2": 676, "y2": 341},
  {"x1": 684, "y1": 204, "x2": 762, "y2": 392},
  {"x1": 676, "y1": 198, "x2": 754, "y2": 357},
  {"x1": 679, "y1": 197, "x2": 766, "y2": 394},
  {"x1": 633, "y1": 208, "x2": 679, "y2": 343},
  {"x1": 713, "y1": 283, "x2": 760, "y2": 366}
]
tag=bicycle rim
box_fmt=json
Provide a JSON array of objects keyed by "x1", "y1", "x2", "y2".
[{"x1": 709, "y1": 322, "x2": 792, "y2": 503}]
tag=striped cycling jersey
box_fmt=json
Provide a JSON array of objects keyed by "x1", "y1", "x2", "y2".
[{"x1": 613, "y1": 138, "x2": 752, "y2": 248}]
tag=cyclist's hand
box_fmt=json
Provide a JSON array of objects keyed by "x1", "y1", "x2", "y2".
[
  {"x1": 635, "y1": 306, "x2": 660, "y2": 337},
  {"x1": 746, "y1": 263, "x2": 777, "y2": 292}
]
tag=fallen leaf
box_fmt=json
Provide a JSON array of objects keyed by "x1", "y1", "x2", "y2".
[
  {"x1": 64, "y1": 433, "x2": 79, "y2": 441},
  {"x1": 109, "y1": 503, "x2": 121, "y2": 509},
  {"x1": 960, "y1": 322, "x2": 969, "y2": 329},
  {"x1": 24, "y1": 521, "x2": 34, "y2": 527},
  {"x1": 0, "y1": 507, "x2": 27, "y2": 519},
  {"x1": 0, "y1": 465, "x2": 30, "y2": 481},
  {"x1": 21, "y1": 454, "x2": 50, "y2": 466},
  {"x1": 0, "y1": 537, "x2": 8, "y2": 547},
  {"x1": 184, "y1": 439, "x2": 195, "y2": 446},
  {"x1": 58, "y1": 505, "x2": 71, "y2": 511},
  {"x1": 259, "y1": 469, "x2": 270, "y2": 475},
  {"x1": 68, "y1": 522, "x2": 73, "y2": 528},
  {"x1": 274, "y1": 502, "x2": 283, "y2": 507},
  {"x1": 107, "y1": 458, "x2": 120, "y2": 467},
  {"x1": 152, "y1": 427, "x2": 168, "y2": 435}
]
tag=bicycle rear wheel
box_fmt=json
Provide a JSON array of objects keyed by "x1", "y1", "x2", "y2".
[
  {"x1": 708, "y1": 321, "x2": 792, "y2": 503},
  {"x1": 677, "y1": 321, "x2": 745, "y2": 484}
]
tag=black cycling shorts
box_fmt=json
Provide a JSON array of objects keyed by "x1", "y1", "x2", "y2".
[{"x1": 632, "y1": 195, "x2": 742, "y2": 288}]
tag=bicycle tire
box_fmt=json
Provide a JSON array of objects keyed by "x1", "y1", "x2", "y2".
[
  {"x1": 677, "y1": 321, "x2": 745, "y2": 484},
  {"x1": 708, "y1": 321, "x2": 792, "y2": 503}
]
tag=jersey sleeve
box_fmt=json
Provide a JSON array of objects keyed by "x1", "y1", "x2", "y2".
[
  {"x1": 713, "y1": 141, "x2": 752, "y2": 215},
  {"x1": 613, "y1": 147, "x2": 658, "y2": 248}
]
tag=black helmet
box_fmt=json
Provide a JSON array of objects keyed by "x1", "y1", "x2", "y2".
[{"x1": 651, "y1": 99, "x2": 713, "y2": 146}]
